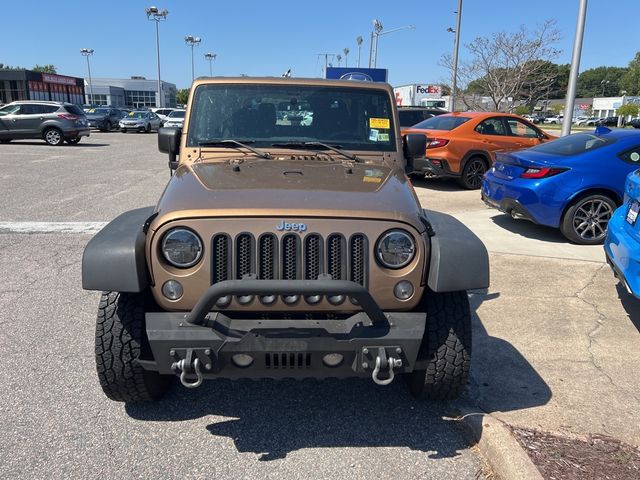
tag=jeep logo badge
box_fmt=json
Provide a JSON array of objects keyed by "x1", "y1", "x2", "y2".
[{"x1": 276, "y1": 221, "x2": 307, "y2": 232}]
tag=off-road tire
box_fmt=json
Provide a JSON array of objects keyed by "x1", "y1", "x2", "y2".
[
  {"x1": 43, "y1": 127, "x2": 64, "y2": 146},
  {"x1": 95, "y1": 291, "x2": 172, "y2": 403},
  {"x1": 560, "y1": 193, "x2": 617, "y2": 245},
  {"x1": 457, "y1": 157, "x2": 487, "y2": 190},
  {"x1": 408, "y1": 289, "x2": 472, "y2": 400}
]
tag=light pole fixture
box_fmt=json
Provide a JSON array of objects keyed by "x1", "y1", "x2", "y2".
[
  {"x1": 80, "y1": 48, "x2": 94, "y2": 105},
  {"x1": 146, "y1": 6, "x2": 168, "y2": 108},
  {"x1": 204, "y1": 52, "x2": 217, "y2": 77},
  {"x1": 343, "y1": 48, "x2": 350, "y2": 67},
  {"x1": 356, "y1": 36, "x2": 363, "y2": 67},
  {"x1": 600, "y1": 79, "x2": 610, "y2": 97},
  {"x1": 449, "y1": 0, "x2": 463, "y2": 112},
  {"x1": 368, "y1": 19, "x2": 415, "y2": 68},
  {"x1": 336, "y1": 54, "x2": 342, "y2": 67},
  {"x1": 185, "y1": 35, "x2": 202, "y2": 82}
]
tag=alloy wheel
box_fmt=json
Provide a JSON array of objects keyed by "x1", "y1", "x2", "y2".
[
  {"x1": 465, "y1": 160, "x2": 486, "y2": 189},
  {"x1": 572, "y1": 198, "x2": 613, "y2": 241},
  {"x1": 45, "y1": 129, "x2": 62, "y2": 145}
]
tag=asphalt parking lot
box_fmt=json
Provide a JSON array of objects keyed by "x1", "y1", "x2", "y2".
[{"x1": 2, "y1": 132, "x2": 639, "y2": 479}]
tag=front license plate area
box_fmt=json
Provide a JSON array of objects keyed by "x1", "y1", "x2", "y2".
[{"x1": 626, "y1": 200, "x2": 639, "y2": 225}]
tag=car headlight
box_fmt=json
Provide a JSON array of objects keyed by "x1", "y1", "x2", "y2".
[
  {"x1": 375, "y1": 230, "x2": 416, "y2": 269},
  {"x1": 161, "y1": 228, "x2": 203, "y2": 268}
]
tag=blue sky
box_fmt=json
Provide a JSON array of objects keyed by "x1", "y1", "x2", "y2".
[{"x1": 1, "y1": 0, "x2": 638, "y2": 89}]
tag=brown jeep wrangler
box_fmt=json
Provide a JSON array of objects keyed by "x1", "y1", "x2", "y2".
[{"x1": 82, "y1": 77, "x2": 489, "y2": 403}]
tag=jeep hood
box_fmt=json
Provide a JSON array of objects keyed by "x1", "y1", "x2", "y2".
[{"x1": 151, "y1": 159, "x2": 424, "y2": 232}]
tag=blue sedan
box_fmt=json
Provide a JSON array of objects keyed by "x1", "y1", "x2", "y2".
[
  {"x1": 482, "y1": 127, "x2": 640, "y2": 244},
  {"x1": 605, "y1": 170, "x2": 640, "y2": 298}
]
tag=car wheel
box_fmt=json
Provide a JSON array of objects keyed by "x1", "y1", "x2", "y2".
[
  {"x1": 560, "y1": 194, "x2": 617, "y2": 245},
  {"x1": 407, "y1": 289, "x2": 471, "y2": 400},
  {"x1": 458, "y1": 157, "x2": 487, "y2": 190},
  {"x1": 43, "y1": 127, "x2": 64, "y2": 146},
  {"x1": 66, "y1": 137, "x2": 81, "y2": 145},
  {"x1": 95, "y1": 291, "x2": 173, "y2": 403},
  {"x1": 145, "y1": 123, "x2": 151, "y2": 133},
  {"x1": 105, "y1": 121, "x2": 112, "y2": 131},
  {"x1": 121, "y1": 128, "x2": 127, "y2": 133}
]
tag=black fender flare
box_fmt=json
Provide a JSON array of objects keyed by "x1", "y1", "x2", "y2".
[
  {"x1": 82, "y1": 207, "x2": 156, "y2": 292},
  {"x1": 459, "y1": 150, "x2": 492, "y2": 174},
  {"x1": 422, "y1": 209, "x2": 490, "y2": 292}
]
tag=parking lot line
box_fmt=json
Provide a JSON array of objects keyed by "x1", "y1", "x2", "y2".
[{"x1": 0, "y1": 221, "x2": 107, "y2": 234}]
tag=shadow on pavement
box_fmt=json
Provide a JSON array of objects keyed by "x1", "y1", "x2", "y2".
[
  {"x1": 467, "y1": 289, "x2": 552, "y2": 413},
  {"x1": 127, "y1": 377, "x2": 473, "y2": 461},
  {"x1": 410, "y1": 176, "x2": 466, "y2": 192},
  {"x1": 491, "y1": 214, "x2": 568, "y2": 244},
  {"x1": 616, "y1": 283, "x2": 640, "y2": 333},
  {"x1": 6, "y1": 141, "x2": 110, "y2": 147}
]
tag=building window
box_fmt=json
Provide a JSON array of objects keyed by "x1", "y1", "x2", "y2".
[
  {"x1": 87, "y1": 94, "x2": 108, "y2": 105},
  {"x1": 125, "y1": 90, "x2": 157, "y2": 108}
]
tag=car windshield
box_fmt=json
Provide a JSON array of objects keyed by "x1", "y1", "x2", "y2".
[
  {"x1": 168, "y1": 110, "x2": 185, "y2": 118},
  {"x1": 129, "y1": 112, "x2": 147, "y2": 119},
  {"x1": 529, "y1": 133, "x2": 615, "y2": 156},
  {"x1": 88, "y1": 108, "x2": 109, "y2": 114},
  {"x1": 412, "y1": 115, "x2": 470, "y2": 131},
  {"x1": 186, "y1": 84, "x2": 396, "y2": 151}
]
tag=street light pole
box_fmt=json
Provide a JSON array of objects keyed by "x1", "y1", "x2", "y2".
[
  {"x1": 450, "y1": 0, "x2": 463, "y2": 112},
  {"x1": 369, "y1": 20, "x2": 415, "y2": 68},
  {"x1": 600, "y1": 79, "x2": 610, "y2": 96},
  {"x1": 204, "y1": 52, "x2": 217, "y2": 77},
  {"x1": 80, "y1": 48, "x2": 94, "y2": 105},
  {"x1": 343, "y1": 48, "x2": 349, "y2": 67},
  {"x1": 356, "y1": 36, "x2": 363, "y2": 67},
  {"x1": 146, "y1": 6, "x2": 168, "y2": 108},
  {"x1": 561, "y1": 0, "x2": 588, "y2": 137},
  {"x1": 185, "y1": 35, "x2": 202, "y2": 83}
]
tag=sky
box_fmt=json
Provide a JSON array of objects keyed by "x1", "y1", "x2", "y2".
[{"x1": 1, "y1": 0, "x2": 638, "y2": 89}]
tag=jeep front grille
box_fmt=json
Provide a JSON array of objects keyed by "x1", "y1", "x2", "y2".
[
  {"x1": 211, "y1": 232, "x2": 368, "y2": 287},
  {"x1": 265, "y1": 352, "x2": 311, "y2": 369}
]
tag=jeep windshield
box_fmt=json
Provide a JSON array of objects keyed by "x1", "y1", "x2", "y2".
[{"x1": 186, "y1": 83, "x2": 396, "y2": 152}]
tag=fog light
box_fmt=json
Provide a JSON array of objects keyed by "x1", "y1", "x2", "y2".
[
  {"x1": 328, "y1": 295, "x2": 344, "y2": 305},
  {"x1": 394, "y1": 281, "x2": 414, "y2": 300},
  {"x1": 305, "y1": 294, "x2": 322, "y2": 305},
  {"x1": 237, "y1": 295, "x2": 254, "y2": 305},
  {"x1": 282, "y1": 294, "x2": 300, "y2": 305},
  {"x1": 260, "y1": 295, "x2": 277, "y2": 305},
  {"x1": 216, "y1": 295, "x2": 231, "y2": 307},
  {"x1": 162, "y1": 280, "x2": 183, "y2": 300},
  {"x1": 232, "y1": 354, "x2": 254, "y2": 368},
  {"x1": 322, "y1": 353, "x2": 344, "y2": 367}
]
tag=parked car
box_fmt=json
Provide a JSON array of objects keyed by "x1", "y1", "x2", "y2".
[
  {"x1": 119, "y1": 110, "x2": 162, "y2": 133},
  {"x1": 403, "y1": 112, "x2": 555, "y2": 189},
  {"x1": 151, "y1": 107, "x2": 175, "y2": 125},
  {"x1": 0, "y1": 101, "x2": 90, "y2": 145},
  {"x1": 604, "y1": 169, "x2": 640, "y2": 297},
  {"x1": 597, "y1": 116, "x2": 619, "y2": 127},
  {"x1": 397, "y1": 106, "x2": 446, "y2": 128},
  {"x1": 529, "y1": 115, "x2": 546, "y2": 125},
  {"x1": 86, "y1": 107, "x2": 122, "y2": 131},
  {"x1": 575, "y1": 117, "x2": 599, "y2": 126},
  {"x1": 482, "y1": 127, "x2": 640, "y2": 244},
  {"x1": 628, "y1": 118, "x2": 640, "y2": 129},
  {"x1": 543, "y1": 115, "x2": 563, "y2": 124},
  {"x1": 162, "y1": 109, "x2": 186, "y2": 128}
]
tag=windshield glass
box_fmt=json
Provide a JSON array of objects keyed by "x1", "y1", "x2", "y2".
[
  {"x1": 529, "y1": 133, "x2": 614, "y2": 156},
  {"x1": 128, "y1": 111, "x2": 148, "y2": 119},
  {"x1": 88, "y1": 108, "x2": 109, "y2": 114},
  {"x1": 412, "y1": 115, "x2": 470, "y2": 131},
  {"x1": 168, "y1": 110, "x2": 185, "y2": 118},
  {"x1": 187, "y1": 84, "x2": 396, "y2": 151}
]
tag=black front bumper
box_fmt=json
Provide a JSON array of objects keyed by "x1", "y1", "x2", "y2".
[{"x1": 140, "y1": 279, "x2": 426, "y2": 380}]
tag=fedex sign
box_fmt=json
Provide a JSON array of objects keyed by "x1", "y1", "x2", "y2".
[{"x1": 416, "y1": 85, "x2": 439, "y2": 94}]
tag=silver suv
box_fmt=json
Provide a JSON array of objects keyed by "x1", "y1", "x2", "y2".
[{"x1": 0, "y1": 101, "x2": 90, "y2": 146}]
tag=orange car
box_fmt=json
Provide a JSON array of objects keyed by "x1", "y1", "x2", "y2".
[{"x1": 403, "y1": 112, "x2": 556, "y2": 189}]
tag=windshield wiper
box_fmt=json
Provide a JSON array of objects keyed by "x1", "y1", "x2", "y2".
[
  {"x1": 271, "y1": 142, "x2": 363, "y2": 163},
  {"x1": 198, "y1": 139, "x2": 271, "y2": 159}
]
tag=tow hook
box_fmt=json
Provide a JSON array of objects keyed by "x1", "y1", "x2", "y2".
[
  {"x1": 171, "y1": 349, "x2": 204, "y2": 388},
  {"x1": 366, "y1": 346, "x2": 403, "y2": 386}
]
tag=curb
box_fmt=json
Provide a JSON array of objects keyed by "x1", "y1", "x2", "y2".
[{"x1": 453, "y1": 405, "x2": 543, "y2": 480}]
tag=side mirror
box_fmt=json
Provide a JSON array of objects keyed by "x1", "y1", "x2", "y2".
[
  {"x1": 158, "y1": 127, "x2": 181, "y2": 171},
  {"x1": 403, "y1": 133, "x2": 427, "y2": 174}
]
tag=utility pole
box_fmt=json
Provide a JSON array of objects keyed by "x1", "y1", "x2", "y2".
[
  {"x1": 80, "y1": 48, "x2": 94, "y2": 105},
  {"x1": 185, "y1": 35, "x2": 202, "y2": 83},
  {"x1": 562, "y1": 0, "x2": 588, "y2": 136},
  {"x1": 450, "y1": 0, "x2": 463, "y2": 112},
  {"x1": 356, "y1": 36, "x2": 363, "y2": 67},
  {"x1": 317, "y1": 53, "x2": 335, "y2": 76},
  {"x1": 145, "y1": 6, "x2": 168, "y2": 108}
]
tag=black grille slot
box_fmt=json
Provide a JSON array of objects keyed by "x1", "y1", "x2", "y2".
[
  {"x1": 304, "y1": 234, "x2": 322, "y2": 280},
  {"x1": 349, "y1": 234, "x2": 367, "y2": 286},
  {"x1": 327, "y1": 234, "x2": 345, "y2": 280},
  {"x1": 265, "y1": 352, "x2": 310, "y2": 369},
  {"x1": 258, "y1": 234, "x2": 277, "y2": 280},
  {"x1": 211, "y1": 235, "x2": 230, "y2": 284},
  {"x1": 236, "y1": 234, "x2": 254, "y2": 279},
  {"x1": 282, "y1": 234, "x2": 300, "y2": 280}
]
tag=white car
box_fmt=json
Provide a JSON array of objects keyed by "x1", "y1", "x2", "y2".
[
  {"x1": 576, "y1": 117, "x2": 599, "y2": 126},
  {"x1": 543, "y1": 115, "x2": 563, "y2": 124},
  {"x1": 162, "y1": 109, "x2": 186, "y2": 128},
  {"x1": 151, "y1": 108, "x2": 176, "y2": 125}
]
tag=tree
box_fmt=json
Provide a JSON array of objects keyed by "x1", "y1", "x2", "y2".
[
  {"x1": 577, "y1": 66, "x2": 628, "y2": 97},
  {"x1": 32, "y1": 64, "x2": 57, "y2": 74},
  {"x1": 441, "y1": 20, "x2": 562, "y2": 111},
  {"x1": 620, "y1": 52, "x2": 640, "y2": 95},
  {"x1": 514, "y1": 105, "x2": 530, "y2": 115},
  {"x1": 550, "y1": 104, "x2": 564, "y2": 115},
  {"x1": 617, "y1": 104, "x2": 639, "y2": 118},
  {"x1": 176, "y1": 88, "x2": 190, "y2": 105},
  {"x1": 0, "y1": 63, "x2": 23, "y2": 70}
]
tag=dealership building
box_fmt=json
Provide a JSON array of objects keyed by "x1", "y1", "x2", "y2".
[
  {"x1": 0, "y1": 69, "x2": 85, "y2": 105},
  {"x1": 84, "y1": 77, "x2": 177, "y2": 108}
]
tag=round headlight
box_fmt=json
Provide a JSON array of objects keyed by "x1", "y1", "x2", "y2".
[
  {"x1": 376, "y1": 230, "x2": 416, "y2": 269},
  {"x1": 161, "y1": 228, "x2": 203, "y2": 268}
]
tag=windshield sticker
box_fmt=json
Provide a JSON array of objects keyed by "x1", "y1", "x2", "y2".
[
  {"x1": 377, "y1": 133, "x2": 390, "y2": 142},
  {"x1": 363, "y1": 168, "x2": 384, "y2": 183},
  {"x1": 369, "y1": 129, "x2": 379, "y2": 141},
  {"x1": 370, "y1": 117, "x2": 390, "y2": 129},
  {"x1": 88, "y1": 109, "x2": 96, "y2": 113}
]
